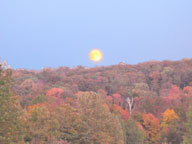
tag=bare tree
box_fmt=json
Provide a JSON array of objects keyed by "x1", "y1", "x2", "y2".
[{"x1": 126, "y1": 97, "x2": 134, "y2": 114}]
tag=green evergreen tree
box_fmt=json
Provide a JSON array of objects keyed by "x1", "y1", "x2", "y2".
[
  {"x1": 122, "y1": 119, "x2": 144, "y2": 144},
  {"x1": 0, "y1": 65, "x2": 24, "y2": 143},
  {"x1": 76, "y1": 91, "x2": 124, "y2": 144},
  {"x1": 182, "y1": 106, "x2": 192, "y2": 144}
]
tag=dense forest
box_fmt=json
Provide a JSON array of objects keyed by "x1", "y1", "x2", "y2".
[{"x1": 1, "y1": 58, "x2": 192, "y2": 144}]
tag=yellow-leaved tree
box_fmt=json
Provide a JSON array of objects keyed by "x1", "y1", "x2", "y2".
[{"x1": 161, "y1": 109, "x2": 179, "y2": 128}]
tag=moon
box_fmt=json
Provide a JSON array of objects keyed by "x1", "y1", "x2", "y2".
[{"x1": 89, "y1": 49, "x2": 103, "y2": 62}]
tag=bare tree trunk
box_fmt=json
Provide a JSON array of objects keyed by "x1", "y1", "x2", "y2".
[{"x1": 126, "y1": 97, "x2": 134, "y2": 114}]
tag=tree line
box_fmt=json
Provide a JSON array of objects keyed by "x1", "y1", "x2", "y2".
[{"x1": 1, "y1": 59, "x2": 192, "y2": 143}]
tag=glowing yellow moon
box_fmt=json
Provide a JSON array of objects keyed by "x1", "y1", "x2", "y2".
[{"x1": 89, "y1": 49, "x2": 103, "y2": 62}]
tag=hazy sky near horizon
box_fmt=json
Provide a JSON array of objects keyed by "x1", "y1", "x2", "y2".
[{"x1": 1, "y1": 0, "x2": 192, "y2": 69}]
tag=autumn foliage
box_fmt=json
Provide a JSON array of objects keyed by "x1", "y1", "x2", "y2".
[
  {"x1": 2, "y1": 59, "x2": 192, "y2": 143},
  {"x1": 142, "y1": 113, "x2": 161, "y2": 144},
  {"x1": 161, "y1": 109, "x2": 179, "y2": 128},
  {"x1": 46, "y1": 88, "x2": 64, "y2": 98}
]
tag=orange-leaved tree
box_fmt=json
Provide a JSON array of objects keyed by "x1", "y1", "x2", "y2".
[
  {"x1": 46, "y1": 88, "x2": 64, "y2": 98},
  {"x1": 142, "y1": 113, "x2": 161, "y2": 144}
]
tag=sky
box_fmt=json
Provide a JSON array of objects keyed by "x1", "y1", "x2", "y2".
[{"x1": 0, "y1": 0, "x2": 192, "y2": 69}]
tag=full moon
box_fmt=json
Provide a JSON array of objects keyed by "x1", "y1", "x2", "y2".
[{"x1": 89, "y1": 49, "x2": 103, "y2": 62}]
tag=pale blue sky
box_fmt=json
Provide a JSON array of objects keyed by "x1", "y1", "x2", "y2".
[{"x1": 0, "y1": 0, "x2": 192, "y2": 69}]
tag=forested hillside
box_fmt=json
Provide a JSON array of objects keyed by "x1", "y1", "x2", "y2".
[{"x1": 1, "y1": 59, "x2": 192, "y2": 143}]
